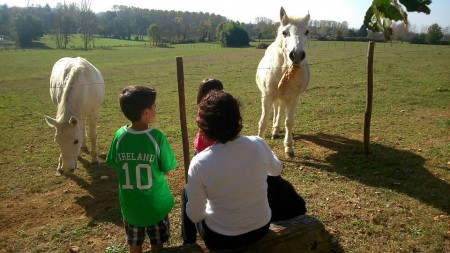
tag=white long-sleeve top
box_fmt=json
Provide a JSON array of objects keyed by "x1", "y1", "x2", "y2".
[{"x1": 186, "y1": 136, "x2": 282, "y2": 236}]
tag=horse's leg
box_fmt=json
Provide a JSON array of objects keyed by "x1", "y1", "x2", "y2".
[
  {"x1": 272, "y1": 99, "x2": 284, "y2": 139},
  {"x1": 87, "y1": 115, "x2": 100, "y2": 168},
  {"x1": 272, "y1": 100, "x2": 278, "y2": 132},
  {"x1": 258, "y1": 95, "x2": 274, "y2": 138},
  {"x1": 284, "y1": 99, "x2": 299, "y2": 157},
  {"x1": 55, "y1": 155, "x2": 63, "y2": 176},
  {"x1": 80, "y1": 118, "x2": 89, "y2": 154}
]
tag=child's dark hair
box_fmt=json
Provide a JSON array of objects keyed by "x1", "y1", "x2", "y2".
[
  {"x1": 196, "y1": 78, "x2": 224, "y2": 104},
  {"x1": 197, "y1": 91, "x2": 242, "y2": 144},
  {"x1": 119, "y1": 86, "x2": 156, "y2": 122}
]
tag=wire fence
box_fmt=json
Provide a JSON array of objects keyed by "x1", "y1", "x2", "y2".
[
  {"x1": 49, "y1": 83, "x2": 105, "y2": 89},
  {"x1": 30, "y1": 40, "x2": 449, "y2": 123}
]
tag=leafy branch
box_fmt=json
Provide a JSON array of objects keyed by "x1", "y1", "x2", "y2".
[{"x1": 364, "y1": 0, "x2": 431, "y2": 40}]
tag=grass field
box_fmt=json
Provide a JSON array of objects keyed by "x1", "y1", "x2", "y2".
[{"x1": 0, "y1": 40, "x2": 449, "y2": 253}]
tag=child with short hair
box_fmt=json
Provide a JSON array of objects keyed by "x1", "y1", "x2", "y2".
[
  {"x1": 193, "y1": 78, "x2": 224, "y2": 154},
  {"x1": 106, "y1": 86, "x2": 178, "y2": 253}
]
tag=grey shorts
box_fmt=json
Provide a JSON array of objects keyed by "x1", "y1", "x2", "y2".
[{"x1": 124, "y1": 215, "x2": 170, "y2": 246}]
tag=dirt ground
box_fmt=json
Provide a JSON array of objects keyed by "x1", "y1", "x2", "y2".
[
  {"x1": 0, "y1": 148, "x2": 188, "y2": 252},
  {"x1": 1, "y1": 133, "x2": 449, "y2": 252}
]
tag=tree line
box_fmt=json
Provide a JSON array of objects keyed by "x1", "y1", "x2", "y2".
[{"x1": 0, "y1": 1, "x2": 448, "y2": 49}]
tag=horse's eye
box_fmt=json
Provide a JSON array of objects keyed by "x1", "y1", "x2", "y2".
[
  {"x1": 282, "y1": 31, "x2": 288, "y2": 37},
  {"x1": 74, "y1": 139, "x2": 79, "y2": 145},
  {"x1": 305, "y1": 29, "x2": 309, "y2": 36}
]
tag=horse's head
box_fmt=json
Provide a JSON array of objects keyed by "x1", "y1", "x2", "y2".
[
  {"x1": 278, "y1": 7, "x2": 310, "y2": 66},
  {"x1": 45, "y1": 115, "x2": 82, "y2": 174}
]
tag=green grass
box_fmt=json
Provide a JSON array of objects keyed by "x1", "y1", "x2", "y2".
[
  {"x1": 38, "y1": 34, "x2": 150, "y2": 49},
  {"x1": 36, "y1": 34, "x2": 224, "y2": 50},
  {"x1": 0, "y1": 40, "x2": 449, "y2": 252}
]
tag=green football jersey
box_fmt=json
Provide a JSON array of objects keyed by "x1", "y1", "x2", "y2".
[{"x1": 106, "y1": 126, "x2": 178, "y2": 227}]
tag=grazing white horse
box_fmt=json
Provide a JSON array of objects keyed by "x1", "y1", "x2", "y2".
[
  {"x1": 256, "y1": 7, "x2": 310, "y2": 157},
  {"x1": 45, "y1": 57, "x2": 105, "y2": 175}
]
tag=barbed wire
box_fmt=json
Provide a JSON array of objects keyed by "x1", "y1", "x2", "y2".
[
  {"x1": 43, "y1": 46, "x2": 448, "y2": 92},
  {"x1": 46, "y1": 116, "x2": 103, "y2": 121},
  {"x1": 36, "y1": 43, "x2": 448, "y2": 126},
  {"x1": 49, "y1": 82, "x2": 105, "y2": 88}
]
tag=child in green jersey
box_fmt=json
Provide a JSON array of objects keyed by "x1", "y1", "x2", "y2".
[{"x1": 106, "y1": 86, "x2": 178, "y2": 253}]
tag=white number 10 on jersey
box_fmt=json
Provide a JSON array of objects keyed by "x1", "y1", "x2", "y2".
[{"x1": 122, "y1": 163, "x2": 153, "y2": 190}]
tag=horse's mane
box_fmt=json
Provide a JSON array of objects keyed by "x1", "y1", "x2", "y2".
[
  {"x1": 283, "y1": 15, "x2": 309, "y2": 27},
  {"x1": 56, "y1": 62, "x2": 82, "y2": 121},
  {"x1": 289, "y1": 18, "x2": 307, "y2": 26}
]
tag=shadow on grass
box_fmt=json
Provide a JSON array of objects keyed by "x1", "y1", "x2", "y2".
[
  {"x1": 65, "y1": 155, "x2": 122, "y2": 227},
  {"x1": 327, "y1": 231, "x2": 345, "y2": 253},
  {"x1": 297, "y1": 133, "x2": 450, "y2": 214},
  {"x1": 29, "y1": 41, "x2": 53, "y2": 49}
]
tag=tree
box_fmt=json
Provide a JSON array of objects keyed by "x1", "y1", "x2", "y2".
[
  {"x1": 96, "y1": 11, "x2": 116, "y2": 38},
  {"x1": 426, "y1": 23, "x2": 443, "y2": 44},
  {"x1": 35, "y1": 4, "x2": 53, "y2": 34},
  {"x1": 53, "y1": 2, "x2": 77, "y2": 49},
  {"x1": 358, "y1": 24, "x2": 368, "y2": 37},
  {"x1": 364, "y1": 0, "x2": 431, "y2": 40},
  {"x1": 410, "y1": 33, "x2": 426, "y2": 44},
  {"x1": 112, "y1": 6, "x2": 133, "y2": 40},
  {"x1": 0, "y1": 4, "x2": 10, "y2": 36},
  {"x1": 251, "y1": 17, "x2": 277, "y2": 40},
  {"x1": 218, "y1": 22, "x2": 249, "y2": 47},
  {"x1": 147, "y1": 24, "x2": 161, "y2": 45},
  {"x1": 348, "y1": 29, "x2": 357, "y2": 37},
  {"x1": 79, "y1": 0, "x2": 95, "y2": 50},
  {"x1": 442, "y1": 26, "x2": 450, "y2": 43},
  {"x1": 174, "y1": 16, "x2": 184, "y2": 41},
  {"x1": 198, "y1": 20, "x2": 213, "y2": 42},
  {"x1": 391, "y1": 22, "x2": 411, "y2": 42},
  {"x1": 12, "y1": 11, "x2": 43, "y2": 47}
]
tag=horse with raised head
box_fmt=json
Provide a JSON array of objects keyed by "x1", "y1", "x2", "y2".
[
  {"x1": 256, "y1": 7, "x2": 310, "y2": 157},
  {"x1": 45, "y1": 57, "x2": 105, "y2": 176}
]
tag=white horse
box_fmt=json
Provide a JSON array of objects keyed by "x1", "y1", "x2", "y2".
[
  {"x1": 45, "y1": 57, "x2": 105, "y2": 176},
  {"x1": 256, "y1": 7, "x2": 310, "y2": 157}
]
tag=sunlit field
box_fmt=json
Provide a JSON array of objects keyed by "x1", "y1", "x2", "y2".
[{"x1": 0, "y1": 40, "x2": 449, "y2": 252}]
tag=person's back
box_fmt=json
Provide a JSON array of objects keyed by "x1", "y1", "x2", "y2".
[
  {"x1": 110, "y1": 126, "x2": 175, "y2": 224},
  {"x1": 189, "y1": 135, "x2": 278, "y2": 235},
  {"x1": 181, "y1": 91, "x2": 282, "y2": 250},
  {"x1": 106, "y1": 86, "x2": 177, "y2": 253}
]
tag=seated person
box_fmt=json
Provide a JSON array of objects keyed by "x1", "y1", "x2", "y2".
[{"x1": 181, "y1": 91, "x2": 282, "y2": 250}]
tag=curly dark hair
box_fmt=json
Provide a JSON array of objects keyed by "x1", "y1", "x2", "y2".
[
  {"x1": 196, "y1": 78, "x2": 224, "y2": 104},
  {"x1": 197, "y1": 91, "x2": 242, "y2": 144},
  {"x1": 119, "y1": 86, "x2": 156, "y2": 122}
]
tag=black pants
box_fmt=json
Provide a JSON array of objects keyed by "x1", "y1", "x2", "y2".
[
  {"x1": 180, "y1": 188, "x2": 270, "y2": 250},
  {"x1": 267, "y1": 175, "x2": 307, "y2": 222}
]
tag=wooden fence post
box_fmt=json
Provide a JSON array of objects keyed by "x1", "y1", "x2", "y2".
[
  {"x1": 364, "y1": 41, "x2": 375, "y2": 156},
  {"x1": 176, "y1": 57, "x2": 190, "y2": 183}
]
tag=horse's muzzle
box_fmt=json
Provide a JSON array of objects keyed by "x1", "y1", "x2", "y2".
[{"x1": 289, "y1": 50, "x2": 306, "y2": 64}]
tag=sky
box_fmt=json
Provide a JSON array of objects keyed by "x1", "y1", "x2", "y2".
[{"x1": 2, "y1": 0, "x2": 449, "y2": 30}]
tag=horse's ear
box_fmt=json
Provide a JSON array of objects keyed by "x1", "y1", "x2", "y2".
[
  {"x1": 45, "y1": 116, "x2": 57, "y2": 128},
  {"x1": 302, "y1": 11, "x2": 311, "y2": 25},
  {"x1": 280, "y1": 7, "x2": 289, "y2": 26},
  {"x1": 69, "y1": 116, "x2": 78, "y2": 126}
]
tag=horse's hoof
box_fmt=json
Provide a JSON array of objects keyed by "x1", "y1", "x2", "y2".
[
  {"x1": 55, "y1": 170, "x2": 62, "y2": 176},
  {"x1": 272, "y1": 134, "x2": 282, "y2": 140},
  {"x1": 90, "y1": 161, "x2": 100, "y2": 168},
  {"x1": 285, "y1": 152, "x2": 295, "y2": 158}
]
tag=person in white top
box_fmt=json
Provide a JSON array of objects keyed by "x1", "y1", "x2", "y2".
[{"x1": 181, "y1": 91, "x2": 282, "y2": 249}]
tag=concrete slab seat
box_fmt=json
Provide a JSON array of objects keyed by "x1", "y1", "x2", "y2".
[{"x1": 160, "y1": 215, "x2": 331, "y2": 253}]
